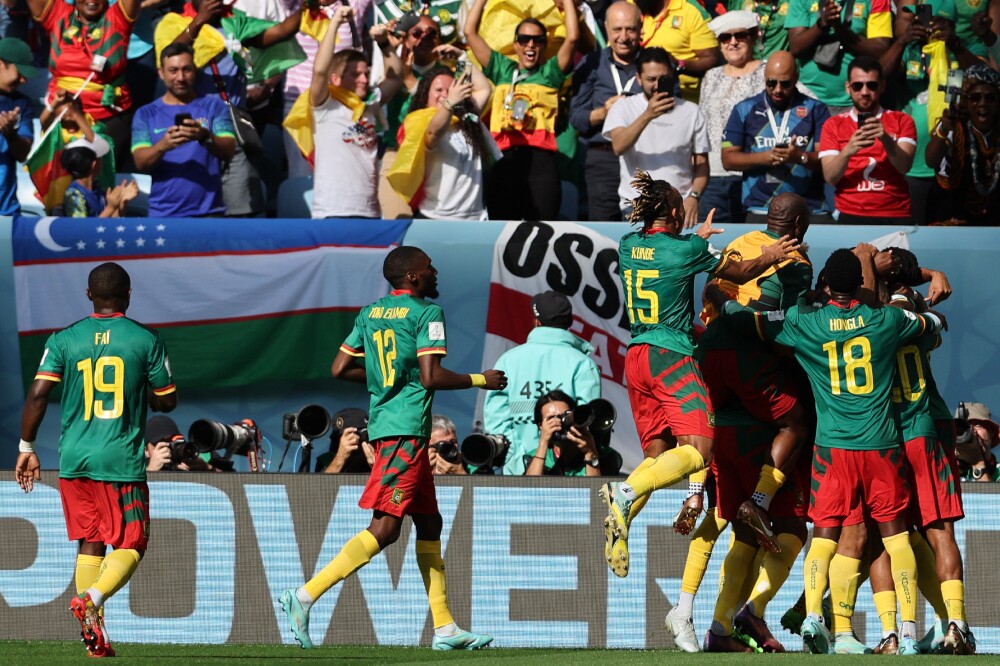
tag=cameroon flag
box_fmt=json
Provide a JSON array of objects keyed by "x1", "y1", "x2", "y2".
[{"x1": 25, "y1": 126, "x2": 116, "y2": 213}]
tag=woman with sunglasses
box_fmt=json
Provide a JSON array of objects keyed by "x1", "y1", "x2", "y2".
[
  {"x1": 699, "y1": 11, "x2": 764, "y2": 225},
  {"x1": 464, "y1": 0, "x2": 578, "y2": 221},
  {"x1": 927, "y1": 64, "x2": 1000, "y2": 226}
]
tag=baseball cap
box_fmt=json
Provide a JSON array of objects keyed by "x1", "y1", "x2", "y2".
[
  {"x1": 65, "y1": 135, "x2": 111, "y2": 159},
  {"x1": 531, "y1": 290, "x2": 573, "y2": 329},
  {"x1": 397, "y1": 12, "x2": 421, "y2": 34},
  {"x1": 147, "y1": 415, "x2": 182, "y2": 444},
  {"x1": 331, "y1": 408, "x2": 369, "y2": 440},
  {"x1": 0, "y1": 38, "x2": 41, "y2": 78}
]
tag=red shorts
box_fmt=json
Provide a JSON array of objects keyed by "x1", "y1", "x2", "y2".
[
  {"x1": 809, "y1": 446, "x2": 910, "y2": 527},
  {"x1": 905, "y1": 436, "x2": 964, "y2": 528},
  {"x1": 700, "y1": 348, "x2": 801, "y2": 423},
  {"x1": 625, "y1": 344, "x2": 714, "y2": 450},
  {"x1": 359, "y1": 437, "x2": 438, "y2": 517},
  {"x1": 712, "y1": 423, "x2": 808, "y2": 522},
  {"x1": 59, "y1": 478, "x2": 150, "y2": 551}
]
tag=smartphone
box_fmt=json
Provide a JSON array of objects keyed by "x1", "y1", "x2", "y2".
[
  {"x1": 656, "y1": 75, "x2": 676, "y2": 96},
  {"x1": 776, "y1": 137, "x2": 791, "y2": 148},
  {"x1": 857, "y1": 111, "x2": 873, "y2": 127},
  {"x1": 914, "y1": 3, "x2": 932, "y2": 27},
  {"x1": 174, "y1": 113, "x2": 192, "y2": 126}
]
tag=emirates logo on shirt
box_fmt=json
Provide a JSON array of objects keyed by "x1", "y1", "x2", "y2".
[{"x1": 856, "y1": 157, "x2": 885, "y2": 192}]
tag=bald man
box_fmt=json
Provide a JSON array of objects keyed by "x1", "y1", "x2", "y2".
[
  {"x1": 569, "y1": 1, "x2": 643, "y2": 220},
  {"x1": 720, "y1": 51, "x2": 831, "y2": 224}
]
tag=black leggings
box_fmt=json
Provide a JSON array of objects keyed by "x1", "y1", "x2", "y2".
[{"x1": 487, "y1": 146, "x2": 561, "y2": 221}]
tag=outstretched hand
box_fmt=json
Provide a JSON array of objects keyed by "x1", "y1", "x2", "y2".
[
  {"x1": 694, "y1": 208, "x2": 724, "y2": 240},
  {"x1": 760, "y1": 234, "x2": 801, "y2": 264},
  {"x1": 482, "y1": 369, "x2": 507, "y2": 391}
]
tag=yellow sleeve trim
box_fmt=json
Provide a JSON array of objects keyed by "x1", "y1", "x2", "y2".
[
  {"x1": 152, "y1": 384, "x2": 176, "y2": 396},
  {"x1": 416, "y1": 348, "x2": 447, "y2": 357},
  {"x1": 339, "y1": 345, "x2": 364, "y2": 358},
  {"x1": 35, "y1": 373, "x2": 61, "y2": 383}
]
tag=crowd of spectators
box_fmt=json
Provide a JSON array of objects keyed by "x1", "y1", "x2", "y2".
[{"x1": 0, "y1": 0, "x2": 998, "y2": 224}]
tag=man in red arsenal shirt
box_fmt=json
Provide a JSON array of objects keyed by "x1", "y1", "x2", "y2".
[{"x1": 818, "y1": 56, "x2": 917, "y2": 225}]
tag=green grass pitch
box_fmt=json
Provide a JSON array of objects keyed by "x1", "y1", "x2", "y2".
[{"x1": 3, "y1": 642, "x2": 997, "y2": 664}]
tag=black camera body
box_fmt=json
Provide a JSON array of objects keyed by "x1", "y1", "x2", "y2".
[
  {"x1": 167, "y1": 434, "x2": 199, "y2": 468},
  {"x1": 435, "y1": 439, "x2": 461, "y2": 464}
]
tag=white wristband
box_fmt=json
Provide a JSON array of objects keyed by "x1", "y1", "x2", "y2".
[{"x1": 18, "y1": 439, "x2": 35, "y2": 454}]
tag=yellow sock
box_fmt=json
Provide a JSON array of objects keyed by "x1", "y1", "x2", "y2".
[
  {"x1": 804, "y1": 537, "x2": 838, "y2": 617},
  {"x1": 712, "y1": 540, "x2": 757, "y2": 635},
  {"x1": 76, "y1": 554, "x2": 104, "y2": 595},
  {"x1": 740, "y1": 547, "x2": 766, "y2": 606},
  {"x1": 626, "y1": 457, "x2": 657, "y2": 520},
  {"x1": 910, "y1": 532, "x2": 948, "y2": 620},
  {"x1": 940, "y1": 579, "x2": 966, "y2": 624},
  {"x1": 681, "y1": 507, "x2": 726, "y2": 595},
  {"x1": 748, "y1": 533, "x2": 803, "y2": 616},
  {"x1": 882, "y1": 532, "x2": 918, "y2": 624},
  {"x1": 752, "y1": 465, "x2": 786, "y2": 510},
  {"x1": 91, "y1": 549, "x2": 142, "y2": 601},
  {"x1": 688, "y1": 467, "x2": 710, "y2": 485},
  {"x1": 416, "y1": 540, "x2": 455, "y2": 629},
  {"x1": 873, "y1": 590, "x2": 898, "y2": 635},
  {"x1": 828, "y1": 553, "x2": 861, "y2": 634},
  {"x1": 626, "y1": 445, "x2": 705, "y2": 497},
  {"x1": 303, "y1": 530, "x2": 381, "y2": 602}
]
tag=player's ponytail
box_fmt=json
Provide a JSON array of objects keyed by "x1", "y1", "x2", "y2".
[{"x1": 627, "y1": 170, "x2": 683, "y2": 227}]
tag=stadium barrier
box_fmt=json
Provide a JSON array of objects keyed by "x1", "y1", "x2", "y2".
[{"x1": 1, "y1": 473, "x2": 998, "y2": 652}]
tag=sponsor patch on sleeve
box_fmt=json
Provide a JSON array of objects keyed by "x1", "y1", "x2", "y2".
[{"x1": 428, "y1": 322, "x2": 445, "y2": 340}]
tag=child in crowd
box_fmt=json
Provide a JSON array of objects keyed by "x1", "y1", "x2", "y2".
[{"x1": 60, "y1": 137, "x2": 139, "y2": 218}]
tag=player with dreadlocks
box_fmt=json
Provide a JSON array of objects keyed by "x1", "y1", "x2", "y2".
[{"x1": 600, "y1": 170, "x2": 801, "y2": 578}]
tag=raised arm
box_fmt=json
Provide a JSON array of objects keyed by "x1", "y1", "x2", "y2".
[
  {"x1": 556, "y1": 0, "x2": 580, "y2": 73},
  {"x1": 464, "y1": 0, "x2": 494, "y2": 70},
  {"x1": 245, "y1": 8, "x2": 303, "y2": 49},
  {"x1": 310, "y1": 5, "x2": 352, "y2": 107},
  {"x1": 713, "y1": 236, "x2": 801, "y2": 284}
]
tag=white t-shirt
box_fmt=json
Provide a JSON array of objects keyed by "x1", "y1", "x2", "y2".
[
  {"x1": 602, "y1": 94, "x2": 710, "y2": 209},
  {"x1": 312, "y1": 97, "x2": 381, "y2": 219},
  {"x1": 418, "y1": 124, "x2": 487, "y2": 221}
]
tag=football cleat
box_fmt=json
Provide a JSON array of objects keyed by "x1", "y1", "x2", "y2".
[
  {"x1": 664, "y1": 605, "x2": 700, "y2": 653},
  {"x1": 916, "y1": 620, "x2": 946, "y2": 653},
  {"x1": 70, "y1": 594, "x2": 107, "y2": 656},
  {"x1": 672, "y1": 496, "x2": 702, "y2": 535},
  {"x1": 874, "y1": 633, "x2": 899, "y2": 655},
  {"x1": 733, "y1": 605, "x2": 785, "y2": 652},
  {"x1": 941, "y1": 622, "x2": 976, "y2": 655},
  {"x1": 604, "y1": 516, "x2": 629, "y2": 577},
  {"x1": 832, "y1": 631, "x2": 872, "y2": 654},
  {"x1": 703, "y1": 630, "x2": 754, "y2": 653},
  {"x1": 279, "y1": 588, "x2": 313, "y2": 649},
  {"x1": 736, "y1": 500, "x2": 780, "y2": 554},
  {"x1": 431, "y1": 629, "x2": 494, "y2": 650},
  {"x1": 599, "y1": 483, "x2": 633, "y2": 577},
  {"x1": 898, "y1": 636, "x2": 920, "y2": 655},
  {"x1": 800, "y1": 616, "x2": 831, "y2": 654},
  {"x1": 779, "y1": 605, "x2": 805, "y2": 636}
]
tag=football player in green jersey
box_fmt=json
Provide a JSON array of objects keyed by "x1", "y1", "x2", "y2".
[
  {"x1": 601, "y1": 169, "x2": 800, "y2": 579},
  {"x1": 711, "y1": 248, "x2": 946, "y2": 655},
  {"x1": 279, "y1": 246, "x2": 506, "y2": 650},
  {"x1": 15, "y1": 262, "x2": 177, "y2": 658}
]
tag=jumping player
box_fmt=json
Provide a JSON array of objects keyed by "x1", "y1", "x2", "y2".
[
  {"x1": 601, "y1": 170, "x2": 800, "y2": 577},
  {"x1": 15, "y1": 262, "x2": 177, "y2": 657},
  {"x1": 279, "y1": 246, "x2": 506, "y2": 650}
]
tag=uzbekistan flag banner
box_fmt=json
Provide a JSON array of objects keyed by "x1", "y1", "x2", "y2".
[
  {"x1": 12, "y1": 216, "x2": 411, "y2": 390},
  {"x1": 480, "y1": 221, "x2": 642, "y2": 471}
]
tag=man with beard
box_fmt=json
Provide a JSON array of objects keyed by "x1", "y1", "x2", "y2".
[
  {"x1": 631, "y1": 0, "x2": 719, "y2": 100},
  {"x1": 721, "y1": 51, "x2": 831, "y2": 224},
  {"x1": 818, "y1": 56, "x2": 916, "y2": 224},
  {"x1": 570, "y1": 1, "x2": 643, "y2": 221}
]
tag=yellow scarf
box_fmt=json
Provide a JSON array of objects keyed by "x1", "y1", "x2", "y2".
[
  {"x1": 386, "y1": 108, "x2": 459, "y2": 205},
  {"x1": 282, "y1": 85, "x2": 366, "y2": 166},
  {"x1": 923, "y1": 39, "x2": 951, "y2": 134},
  {"x1": 154, "y1": 13, "x2": 227, "y2": 69}
]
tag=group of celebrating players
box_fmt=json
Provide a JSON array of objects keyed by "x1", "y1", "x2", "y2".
[
  {"x1": 602, "y1": 170, "x2": 971, "y2": 655},
  {"x1": 13, "y1": 167, "x2": 974, "y2": 656}
]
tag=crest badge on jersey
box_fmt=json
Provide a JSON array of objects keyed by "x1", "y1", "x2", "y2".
[
  {"x1": 391, "y1": 488, "x2": 406, "y2": 505},
  {"x1": 428, "y1": 322, "x2": 445, "y2": 340},
  {"x1": 796, "y1": 106, "x2": 808, "y2": 118}
]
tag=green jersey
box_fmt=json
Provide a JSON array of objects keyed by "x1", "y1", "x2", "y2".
[
  {"x1": 35, "y1": 314, "x2": 175, "y2": 483},
  {"x1": 726, "y1": 300, "x2": 937, "y2": 450},
  {"x1": 729, "y1": 0, "x2": 792, "y2": 58},
  {"x1": 340, "y1": 290, "x2": 447, "y2": 441},
  {"x1": 618, "y1": 229, "x2": 723, "y2": 356},
  {"x1": 892, "y1": 332, "x2": 950, "y2": 440}
]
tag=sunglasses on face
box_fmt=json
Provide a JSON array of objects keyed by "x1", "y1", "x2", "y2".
[
  {"x1": 849, "y1": 81, "x2": 880, "y2": 92},
  {"x1": 765, "y1": 78, "x2": 794, "y2": 90},
  {"x1": 515, "y1": 33, "x2": 547, "y2": 45},
  {"x1": 719, "y1": 30, "x2": 751, "y2": 43},
  {"x1": 968, "y1": 92, "x2": 998, "y2": 104},
  {"x1": 410, "y1": 27, "x2": 439, "y2": 39}
]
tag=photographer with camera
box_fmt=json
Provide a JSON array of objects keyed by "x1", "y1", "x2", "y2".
[
  {"x1": 315, "y1": 408, "x2": 375, "y2": 474},
  {"x1": 428, "y1": 415, "x2": 467, "y2": 476},
  {"x1": 954, "y1": 402, "x2": 1000, "y2": 482},
  {"x1": 145, "y1": 415, "x2": 231, "y2": 472},
  {"x1": 526, "y1": 391, "x2": 604, "y2": 477}
]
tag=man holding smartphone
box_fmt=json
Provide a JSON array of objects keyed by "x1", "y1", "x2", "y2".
[
  {"x1": 132, "y1": 43, "x2": 236, "y2": 217},
  {"x1": 603, "y1": 46, "x2": 709, "y2": 226},
  {"x1": 818, "y1": 56, "x2": 916, "y2": 224}
]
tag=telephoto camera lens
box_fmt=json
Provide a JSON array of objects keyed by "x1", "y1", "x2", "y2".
[
  {"x1": 460, "y1": 433, "x2": 510, "y2": 468},
  {"x1": 189, "y1": 420, "x2": 256, "y2": 455}
]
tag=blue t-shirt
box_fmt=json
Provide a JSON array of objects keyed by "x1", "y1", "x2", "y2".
[
  {"x1": 721, "y1": 91, "x2": 830, "y2": 214},
  {"x1": 0, "y1": 91, "x2": 35, "y2": 216},
  {"x1": 64, "y1": 181, "x2": 106, "y2": 217},
  {"x1": 131, "y1": 96, "x2": 234, "y2": 217}
]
